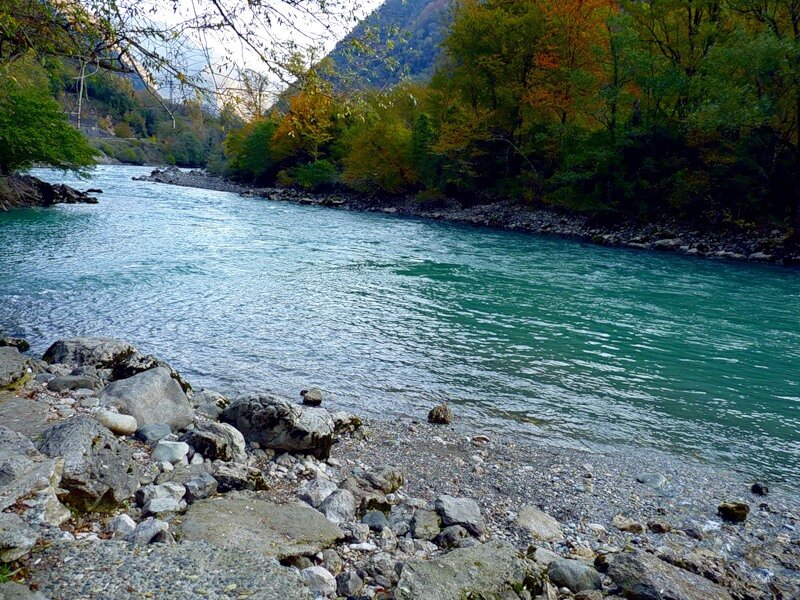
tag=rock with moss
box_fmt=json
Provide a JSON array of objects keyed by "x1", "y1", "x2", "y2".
[
  {"x1": 395, "y1": 540, "x2": 539, "y2": 599},
  {"x1": 0, "y1": 347, "x2": 33, "y2": 390}
]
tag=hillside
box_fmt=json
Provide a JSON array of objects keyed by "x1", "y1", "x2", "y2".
[{"x1": 328, "y1": 0, "x2": 451, "y2": 88}]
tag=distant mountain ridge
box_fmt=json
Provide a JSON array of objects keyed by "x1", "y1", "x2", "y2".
[{"x1": 328, "y1": 0, "x2": 451, "y2": 88}]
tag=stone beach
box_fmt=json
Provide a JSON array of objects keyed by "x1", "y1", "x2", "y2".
[{"x1": 0, "y1": 334, "x2": 798, "y2": 599}]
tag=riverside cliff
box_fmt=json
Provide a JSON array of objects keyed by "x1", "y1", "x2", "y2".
[{"x1": 0, "y1": 334, "x2": 798, "y2": 599}]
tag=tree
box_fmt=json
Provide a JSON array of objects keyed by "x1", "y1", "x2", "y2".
[{"x1": 0, "y1": 55, "x2": 97, "y2": 174}]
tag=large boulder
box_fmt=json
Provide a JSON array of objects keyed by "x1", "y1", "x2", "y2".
[
  {"x1": 395, "y1": 540, "x2": 538, "y2": 599},
  {"x1": 42, "y1": 337, "x2": 136, "y2": 369},
  {"x1": 607, "y1": 551, "x2": 733, "y2": 600},
  {"x1": 37, "y1": 416, "x2": 139, "y2": 510},
  {"x1": 99, "y1": 367, "x2": 193, "y2": 430},
  {"x1": 0, "y1": 347, "x2": 32, "y2": 390},
  {"x1": 517, "y1": 505, "x2": 564, "y2": 541},
  {"x1": 109, "y1": 353, "x2": 192, "y2": 394},
  {"x1": 0, "y1": 426, "x2": 69, "y2": 526},
  {"x1": 177, "y1": 495, "x2": 343, "y2": 560},
  {"x1": 179, "y1": 422, "x2": 246, "y2": 463},
  {"x1": 547, "y1": 558, "x2": 601, "y2": 593},
  {"x1": 221, "y1": 396, "x2": 335, "y2": 459},
  {"x1": 0, "y1": 512, "x2": 38, "y2": 561},
  {"x1": 29, "y1": 539, "x2": 312, "y2": 600}
]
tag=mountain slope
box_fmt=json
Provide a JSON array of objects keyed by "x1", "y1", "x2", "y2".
[{"x1": 328, "y1": 0, "x2": 451, "y2": 88}]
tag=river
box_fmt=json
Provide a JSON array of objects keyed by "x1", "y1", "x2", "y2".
[{"x1": 1, "y1": 165, "x2": 798, "y2": 482}]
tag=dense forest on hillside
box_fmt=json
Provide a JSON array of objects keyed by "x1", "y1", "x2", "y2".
[
  {"x1": 224, "y1": 0, "x2": 800, "y2": 233},
  {"x1": 328, "y1": 0, "x2": 450, "y2": 88}
]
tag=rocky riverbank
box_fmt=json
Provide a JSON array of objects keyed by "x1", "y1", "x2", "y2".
[
  {"x1": 134, "y1": 167, "x2": 800, "y2": 267},
  {"x1": 0, "y1": 175, "x2": 99, "y2": 211},
  {"x1": 0, "y1": 334, "x2": 798, "y2": 600}
]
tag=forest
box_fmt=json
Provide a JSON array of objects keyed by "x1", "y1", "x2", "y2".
[{"x1": 225, "y1": 0, "x2": 800, "y2": 232}]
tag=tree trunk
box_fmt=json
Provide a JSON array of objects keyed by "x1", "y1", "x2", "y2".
[{"x1": 77, "y1": 61, "x2": 86, "y2": 130}]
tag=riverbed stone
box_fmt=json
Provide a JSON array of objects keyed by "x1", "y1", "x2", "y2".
[
  {"x1": 212, "y1": 462, "x2": 267, "y2": 492},
  {"x1": 362, "y1": 510, "x2": 391, "y2": 532},
  {"x1": 94, "y1": 410, "x2": 138, "y2": 436},
  {"x1": 42, "y1": 337, "x2": 136, "y2": 369},
  {"x1": 427, "y1": 403, "x2": 453, "y2": 424},
  {"x1": 0, "y1": 347, "x2": 32, "y2": 390},
  {"x1": 298, "y1": 477, "x2": 338, "y2": 508},
  {"x1": 301, "y1": 387, "x2": 323, "y2": 406},
  {"x1": 320, "y1": 488, "x2": 356, "y2": 525},
  {"x1": 151, "y1": 441, "x2": 190, "y2": 464},
  {"x1": 395, "y1": 540, "x2": 536, "y2": 600},
  {"x1": 612, "y1": 514, "x2": 645, "y2": 533},
  {"x1": 364, "y1": 466, "x2": 405, "y2": 494},
  {"x1": 0, "y1": 581, "x2": 47, "y2": 599},
  {"x1": 516, "y1": 505, "x2": 563, "y2": 541},
  {"x1": 179, "y1": 422, "x2": 246, "y2": 463},
  {"x1": 106, "y1": 514, "x2": 136, "y2": 538},
  {"x1": 126, "y1": 517, "x2": 170, "y2": 545},
  {"x1": 435, "y1": 494, "x2": 486, "y2": 537},
  {"x1": 37, "y1": 416, "x2": 139, "y2": 510},
  {"x1": 221, "y1": 395, "x2": 335, "y2": 459},
  {"x1": 636, "y1": 472, "x2": 668, "y2": 489},
  {"x1": 47, "y1": 374, "x2": 100, "y2": 393},
  {"x1": 135, "y1": 423, "x2": 172, "y2": 444},
  {"x1": 718, "y1": 501, "x2": 749, "y2": 523},
  {"x1": 109, "y1": 352, "x2": 192, "y2": 393},
  {"x1": 337, "y1": 571, "x2": 364, "y2": 597},
  {"x1": 0, "y1": 512, "x2": 38, "y2": 561},
  {"x1": 99, "y1": 367, "x2": 193, "y2": 430},
  {"x1": 0, "y1": 337, "x2": 30, "y2": 352},
  {"x1": 607, "y1": 550, "x2": 733, "y2": 600},
  {"x1": 184, "y1": 472, "x2": 218, "y2": 503},
  {"x1": 547, "y1": 558, "x2": 601, "y2": 593},
  {"x1": 411, "y1": 509, "x2": 441, "y2": 540},
  {"x1": 300, "y1": 566, "x2": 336, "y2": 596},
  {"x1": 177, "y1": 495, "x2": 343, "y2": 559}
]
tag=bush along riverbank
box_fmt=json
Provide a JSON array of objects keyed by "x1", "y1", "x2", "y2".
[
  {"x1": 134, "y1": 167, "x2": 800, "y2": 267},
  {"x1": 0, "y1": 334, "x2": 798, "y2": 599}
]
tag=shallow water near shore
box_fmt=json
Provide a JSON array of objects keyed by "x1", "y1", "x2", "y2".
[{"x1": 2, "y1": 165, "x2": 799, "y2": 482}]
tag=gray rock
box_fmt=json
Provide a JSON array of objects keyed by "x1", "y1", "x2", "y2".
[
  {"x1": 607, "y1": 551, "x2": 733, "y2": 600},
  {"x1": 192, "y1": 389, "x2": 230, "y2": 409},
  {"x1": 362, "y1": 510, "x2": 390, "y2": 532},
  {"x1": 0, "y1": 512, "x2": 38, "y2": 561},
  {"x1": 195, "y1": 402, "x2": 223, "y2": 421},
  {"x1": 320, "y1": 488, "x2": 356, "y2": 525},
  {"x1": 151, "y1": 441, "x2": 190, "y2": 464},
  {"x1": 298, "y1": 477, "x2": 338, "y2": 508},
  {"x1": 179, "y1": 422, "x2": 246, "y2": 463},
  {"x1": 47, "y1": 374, "x2": 101, "y2": 392},
  {"x1": 547, "y1": 559, "x2": 601, "y2": 593},
  {"x1": 184, "y1": 472, "x2": 218, "y2": 503},
  {"x1": 106, "y1": 514, "x2": 136, "y2": 538},
  {"x1": 337, "y1": 571, "x2": 364, "y2": 597},
  {"x1": 0, "y1": 582, "x2": 47, "y2": 599},
  {"x1": 37, "y1": 416, "x2": 139, "y2": 510},
  {"x1": 135, "y1": 482, "x2": 185, "y2": 506},
  {"x1": 636, "y1": 472, "x2": 668, "y2": 489},
  {"x1": 212, "y1": 462, "x2": 267, "y2": 493},
  {"x1": 319, "y1": 548, "x2": 343, "y2": 575},
  {"x1": 300, "y1": 566, "x2": 336, "y2": 596},
  {"x1": 135, "y1": 423, "x2": 172, "y2": 444},
  {"x1": 30, "y1": 539, "x2": 312, "y2": 600},
  {"x1": 434, "y1": 495, "x2": 486, "y2": 537},
  {"x1": 301, "y1": 387, "x2": 323, "y2": 406},
  {"x1": 142, "y1": 496, "x2": 183, "y2": 517},
  {"x1": 0, "y1": 427, "x2": 69, "y2": 526},
  {"x1": 331, "y1": 411, "x2": 363, "y2": 434},
  {"x1": 364, "y1": 466, "x2": 404, "y2": 493},
  {"x1": 434, "y1": 525, "x2": 471, "y2": 549},
  {"x1": 99, "y1": 367, "x2": 193, "y2": 430},
  {"x1": 516, "y1": 505, "x2": 563, "y2": 541},
  {"x1": 395, "y1": 540, "x2": 536, "y2": 600},
  {"x1": 0, "y1": 337, "x2": 30, "y2": 352},
  {"x1": 126, "y1": 517, "x2": 170, "y2": 544},
  {"x1": 0, "y1": 347, "x2": 32, "y2": 389},
  {"x1": 94, "y1": 410, "x2": 137, "y2": 436},
  {"x1": 411, "y1": 509, "x2": 441, "y2": 540},
  {"x1": 177, "y1": 495, "x2": 343, "y2": 560},
  {"x1": 108, "y1": 353, "x2": 192, "y2": 394},
  {"x1": 221, "y1": 396, "x2": 335, "y2": 459},
  {"x1": 42, "y1": 337, "x2": 136, "y2": 368}
]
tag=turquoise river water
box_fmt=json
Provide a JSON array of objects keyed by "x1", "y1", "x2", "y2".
[{"x1": 1, "y1": 166, "x2": 798, "y2": 482}]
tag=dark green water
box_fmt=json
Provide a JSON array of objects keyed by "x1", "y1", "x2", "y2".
[{"x1": 2, "y1": 166, "x2": 799, "y2": 481}]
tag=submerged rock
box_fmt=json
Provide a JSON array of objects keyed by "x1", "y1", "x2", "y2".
[
  {"x1": 221, "y1": 396, "x2": 335, "y2": 459},
  {"x1": 301, "y1": 387, "x2": 323, "y2": 406},
  {"x1": 99, "y1": 367, "x2": 193, "y2": 430},
  {"x1": 718, "y1": 501, "x2": 750, "y2": 523},
  {"x1": 177, "y1": 495, "x2": 343, "y2": 560},
  {"x1": 395, "y1": 540, "x2": 537, "y2": 599}
]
